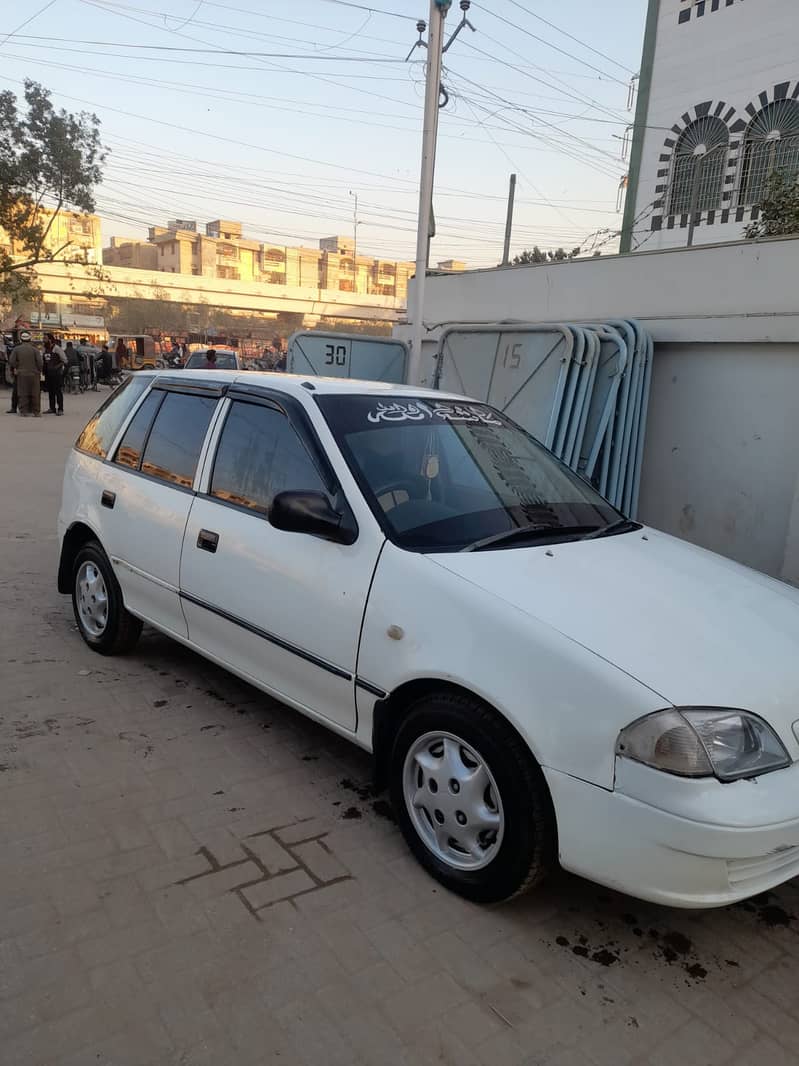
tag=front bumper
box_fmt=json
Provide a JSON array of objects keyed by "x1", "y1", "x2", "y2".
[{"x1": 544, "y1": 760, "x2": 799, "y2": 908}]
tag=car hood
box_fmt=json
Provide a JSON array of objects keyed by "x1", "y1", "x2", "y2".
[{"x1": 430, "y1": 528, "x2": 799, "y2": 742}]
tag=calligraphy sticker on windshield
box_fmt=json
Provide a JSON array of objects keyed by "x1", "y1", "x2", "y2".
[{"x1": 367, "y1": 400, "x2": 503, "y2": 426}]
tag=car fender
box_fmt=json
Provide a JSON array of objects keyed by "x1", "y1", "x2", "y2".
[
  {"x1": 57, "y1": 451, "x2": 109, "y2": 591},
  {"x1": 356, "y1": 542, "x2": 665, "y2": 789}
]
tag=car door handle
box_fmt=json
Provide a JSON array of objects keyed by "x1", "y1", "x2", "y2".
[
  {"x1": 101, "y1": 490, "x2": 116, "y2": 509},
  {"x1": 197, "y1": 529, "x2": 219, "y2": 553}
]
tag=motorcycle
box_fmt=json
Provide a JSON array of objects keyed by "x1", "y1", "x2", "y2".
[{"x1": 66, "y1": 364, "x2": 82, "y2": 394}]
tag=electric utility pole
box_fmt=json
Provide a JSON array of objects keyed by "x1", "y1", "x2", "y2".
[
  {"x1": 501, "y1": 173, "x2": 517, "y2": 266},
  {"x1": 349, "y1": 190, "x2": 359, "y2": 292},
  {"x1": 407, "y1": 0, "x2": 450, "y2": 386}
]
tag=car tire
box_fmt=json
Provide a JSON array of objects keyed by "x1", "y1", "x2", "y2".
[
  {"x1": 72, "y1": 541, "x2": 142, "y2": 655},
  {"x1": 389, "y1": 690, "x2": 556, "y2": 903}
]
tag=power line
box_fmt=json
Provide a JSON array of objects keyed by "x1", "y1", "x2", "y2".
[
  {"x1": 457, "y1": 28, "x2": 629, "y2": 124},
  {"x1": 199, "y1": 0, "x2": 411, "y2": 46},
  {"x1": 4, "y1": 36, "x2": 421, "y2": 82},
  {"x1": 0, "y1": 36, "x2": 409, "y2": 60},
  {"x1": 103, "y1": 130, "x2": 620, "y2": 209},
  {"x1": 80, "y1": 0, "x2": 409, "y2": 58},
  {"x1": 470, "y1": 3, "x2": 628, "y2": 87},
  {"x1": 447, "y1": 74, "x2": 622, "y2": 179},
  {"x1": 7, "y1": 5, "x2": 626, "y2": 179},
  {"x1": 459, "y1": 39, "x2": 627, "y2": 124},
  {"x1": 308, "y1": 0, "x2": 419, "y2": 21},
  {"x1": 0, "y1": 45, "x2": 620, "y2": 165},
  {"x1": 499, "y1": 0, "x2": 635, "y2": 75},
  {"x1": 76, "y1": 0, "x2": 435, "y2": 132},
  {"x1": 171, "y1": 0, "x2": 204, "y2": 31},
  {"x1": 0, "y1": 73, "x2": 426, "y2": 185},
  {"x1": 460, "y1": 98, "x2": 580, "y2": 232},
  {"x1": 0, "y1": 0, "x2": 59, "y2": 48}
]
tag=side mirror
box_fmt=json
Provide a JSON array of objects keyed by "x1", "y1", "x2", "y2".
[{"x1": 270, "y1": 491, "x2": 357, "y2": 545}]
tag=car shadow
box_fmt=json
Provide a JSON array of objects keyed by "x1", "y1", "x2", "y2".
[{"x1": 127, "y1": 625, "x2": 799, "y2": 988}]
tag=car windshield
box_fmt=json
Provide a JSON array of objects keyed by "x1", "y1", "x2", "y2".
[
  {"x1": 317, "y1": 394, "x2": 625, "y2": 552},
  {"x1": 185, "y1": 351, "x2": 237, "y2": 369}
]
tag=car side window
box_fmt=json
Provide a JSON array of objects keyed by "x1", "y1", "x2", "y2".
[
  {"x1": 114, "y1": 390, "x2": 163, "y2": 470},
  {"x1": 140, "y1": 392, "x2": 218, "y2": 488},
  {"x1": 210, "y1": 400, "x2": 326, "y2": 514},
  {"x1": 75, "y1": 375, "x2": 151, "y2": 459}
]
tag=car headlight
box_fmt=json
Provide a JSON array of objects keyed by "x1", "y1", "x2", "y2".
[{"x1": 616, "y1": 708, "x2": 791, "y2": 782}]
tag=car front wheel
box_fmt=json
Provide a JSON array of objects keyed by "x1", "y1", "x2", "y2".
[
  {"x1": 389, "y1": 690, "x2": 556, "y2": 903},
  {"x1": 72, "y1": 541, "x2": 142, "y2": 655}
]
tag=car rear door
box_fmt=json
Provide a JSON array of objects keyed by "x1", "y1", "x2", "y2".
[
  {"x1": 179, "y1": 388, "x2": 384, "y2": 732},
  {"x1": 102, "y1": 380, "x2": 223, "y2": 637}
]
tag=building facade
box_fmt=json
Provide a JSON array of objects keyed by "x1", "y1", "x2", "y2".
[
  {"x1": 4, "y1": 210, "x2": 409, "y2": 338},
  {"x1": 1, "y1": 207, "x2": 102, "y2": 266},
  {"x1": 104, "y1": 223, "x2": 418, "y2": 303},
  {"x1": 621, "y1": 0, "x2": 799, "y2": 251}
]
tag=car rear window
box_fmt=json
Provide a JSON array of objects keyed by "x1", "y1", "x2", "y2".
[
  {"x1": 185, "y1": 351, "x2": 237, "y2": 369},
  {"x1": 75, "y1": 375, "x2": 151, "y2": 459},
  {"x1": 114, "y1": 390, "x2": 163, "y2": 470},
  {"x1": 140, "y1": 392, "x2": 218, "y2": 488}
]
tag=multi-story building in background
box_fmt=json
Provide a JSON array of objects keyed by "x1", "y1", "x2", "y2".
[
  {"x1": 1, "y1": 207, "x2": 105, "y2": 337},
  {"x1": 621, "y1": 0, "x2": 799, "y2": 252},
  {"x1": 1, "y1": 206, "x2": 102, "y2": 266},
  {"x1": 102, "y1": 221, "x2": 438, "y2": 303},
  {"x1": 5, "y1": 208, "x2": 467, "y2": 341}
]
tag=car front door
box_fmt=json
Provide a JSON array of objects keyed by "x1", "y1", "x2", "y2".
[
  {"x1": 103, "y1": 382, "x2": 222, "y2": 638},
  {"x1": 179, "y1": 390, "x2": 384, "y2": 732}
]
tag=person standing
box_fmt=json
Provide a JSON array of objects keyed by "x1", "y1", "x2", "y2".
[
  {"x1": 99, "y1": 343, "x2": 113, "y2": 384},
  {"x1": 9, "y1": 330, "x2": 43, "y2": 417},
  {"x1": 43, "y1": 335, "x2": 67, "y2": 414},
  {"x1": 115, "y1": 338, "x2": 129, "y2": 370}
]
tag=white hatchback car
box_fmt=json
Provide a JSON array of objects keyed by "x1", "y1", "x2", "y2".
[{"x1": 58, "y1": 371, "x2": 799, "y2": 907}]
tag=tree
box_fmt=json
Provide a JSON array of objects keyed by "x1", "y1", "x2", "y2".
[
  {"x1": 0, "y1": 80, "x2": 107, "y2": 306},
  {"x1": 512, "y1": 247, "x2": 548, "y2": 265},
  {"x1": 511, "y1": 246, "x2": 582, "y2": 265},
  {"x1": 744, "y1": 171, "x2": 799, "y2": 239}
]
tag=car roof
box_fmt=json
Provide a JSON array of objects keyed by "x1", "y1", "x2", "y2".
[
  {"x1": 140, "y1": 368, "x2": 472, "y2": 402},
  {"x1": 185, "y1": 348, "x2": 239, "y2": 358}
]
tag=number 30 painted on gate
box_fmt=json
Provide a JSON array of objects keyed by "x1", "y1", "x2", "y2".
[{"x1": 325, "y1": 344, "x2": 347, "y2": 367}]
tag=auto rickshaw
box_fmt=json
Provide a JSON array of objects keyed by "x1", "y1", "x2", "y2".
[{"x1": 109, "y1": 334, "x2": 160, "y2": 371}]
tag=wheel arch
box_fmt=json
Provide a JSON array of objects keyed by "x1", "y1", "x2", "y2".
[
  {"x1": 371, "y1": 677, "x2": 544, "y2": 791},
  {"x1": 58, "y1": 520, "x2": 101, "y2": 593}
]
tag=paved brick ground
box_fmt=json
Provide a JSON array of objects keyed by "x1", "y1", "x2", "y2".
[{"x1": 2, "y1": 386, "x2": 799, "y2": 1065}]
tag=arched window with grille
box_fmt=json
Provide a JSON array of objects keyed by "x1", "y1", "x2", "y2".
[
  {"x1": 740, "y1": 100, "x2": 799, "y2": 206},
  {"x1": 667, "y1": 116, "x2": 729, "y2": 216}
]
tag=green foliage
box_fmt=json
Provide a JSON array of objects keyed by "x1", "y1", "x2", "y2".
[
  {"x1": 510, "y1": 246, "x2": 582, "y2": 265},
  {"x1": 744, "y1": 171, "x2": 799, "y2": 239},
  {"x1": 0, "y1": 80, "x2": 106, "y2": 305}
]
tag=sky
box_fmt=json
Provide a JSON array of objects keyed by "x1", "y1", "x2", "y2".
[{"x1": 0, "y1": 0, "x2": 648, "y2": 268}]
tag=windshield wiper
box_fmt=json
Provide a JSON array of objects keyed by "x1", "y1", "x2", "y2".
[
  {"x1": 581, "y1": 517, "x2": 641, "y2": 540},
  {"x1": 461, "y1": 524, "x2": 600, "y2": 552}
]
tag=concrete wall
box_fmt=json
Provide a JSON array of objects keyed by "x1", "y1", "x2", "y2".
[
  {"x1": 627, "y1": 0, "x2": 799, "y2": 251},
  {"x1": 640, "y1": 341, "x2": 799, "y2": 578},
  {"x1": 401, "y1": 238, "x2": 799, "y2": 582}
]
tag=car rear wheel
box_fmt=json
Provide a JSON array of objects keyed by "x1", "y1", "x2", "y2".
[
  {"x1": 389, "y1": 690, "x2": 556, "y2": 903},
  {"x1": 72, "y1": 541, "x2": 142, "y2": 655}
]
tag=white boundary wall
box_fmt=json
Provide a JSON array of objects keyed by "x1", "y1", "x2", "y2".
[{"x1": 399, "y1": 238, "x2": 799, "y2": 583}]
